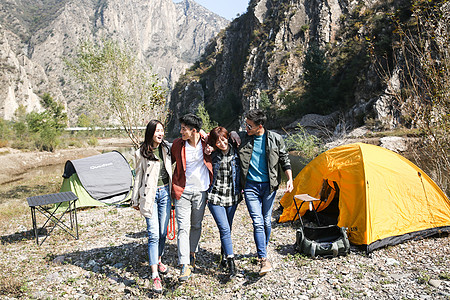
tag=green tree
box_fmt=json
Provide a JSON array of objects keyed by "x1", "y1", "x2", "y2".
[
  {"x1": 302, "y1": 45, "x2": 334, "y2": 114},
  {"x1": 12, "y1": 105, "x2": 28, "y2": 140},
  {"x1": 260, "y1": 91, "x2": 271, "y2": 112},
  {"x1": 197, "y1": 102, "x2": 218, "y2": 133},
  {"x1": 77, "y1": 113, "x2": 91, "y2": 128},
  {"x1": 0, "y1": 118, "x2": 12, "y2": 141},
  {"x1": 66, "y1": 39, "x2": 167, "y2": 148},
  {"x1": 26, "y1": 93, "x2": 67, "y2": 151}
]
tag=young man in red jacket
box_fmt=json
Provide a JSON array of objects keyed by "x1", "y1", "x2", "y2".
[{"x1": 171, "y1": 113, "x2": 213, "y2": 282}]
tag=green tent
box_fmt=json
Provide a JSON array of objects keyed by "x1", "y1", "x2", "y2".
[
  {"x1": 60, "y1": 151, "x2": 133, "y2": 208},
  {"x1": 60, "y1": 173, "x2": 107, "y2": 207}
]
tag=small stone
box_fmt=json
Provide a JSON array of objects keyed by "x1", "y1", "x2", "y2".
[
  {"x1": 386, "y1": 258, "x2": 400, "y2": 266},
  {"x1": 123, "y1": 279, "x2": 136, "y2": 286},
  {"x1": 143, "y1": 279, "x2": 150, "y2": 289},
  {"x1": 76, "y1": 293, "x2": 89, "y2": 300},
  {"x1": 116, "y1": 283, "x2": 126, "y2": 293},
  {"x1": 391, "y1": 273, "x2": 409, "y2": 281},
  {"x1": 328, "y1": 278, "x2": 339, "y2": 285},
  {"x1": 45, "y1": 272, "x2": 64, "y2": 284},
  {"x1": 107, "y1": 275, "x2": 120, "y2": 284},
  {"x1": 113, "y1": 262, "x2": 124, "y2": 268},
  {"x1": 53, "y1": 255, "x2": 66, "y2": 265},
  {"x1": 429, "y1": 279, "x2": 441, "y2": 288}
]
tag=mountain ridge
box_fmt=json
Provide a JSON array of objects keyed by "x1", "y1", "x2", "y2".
[{"x1": 0, "y1": 0, "x2": 229, "y2": 122}]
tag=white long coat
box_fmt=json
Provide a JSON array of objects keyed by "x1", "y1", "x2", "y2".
[{"x1": 131, "y1": 145, "x2": 172, "y2": 218}]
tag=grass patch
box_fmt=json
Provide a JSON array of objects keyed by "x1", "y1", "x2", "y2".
[
  {"x1": 0, "y1": 265, "x2": 27, "y2": 297},
  {"x1": 0, "y1": 169, "x2": 61, "y2": 231},
  {"x1": 417, "y1": 271, "x2": 430, "y2": 284},
  {"x1": 0, "y1": 150, "x2": 10, "y2": 156},
  {"x1": 283, "y1": 253, "x2": 310, "y2": 267},
  {"x1": 439, "y1": 272, "x2": 450, "y2": 280},
  {"x1": 0, "y1": 200, "x2": 29, "y2": 223}
]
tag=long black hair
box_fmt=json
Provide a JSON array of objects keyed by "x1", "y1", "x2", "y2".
[{"x1": 140, "y1": 120, "x2": 167, "y2": 160}]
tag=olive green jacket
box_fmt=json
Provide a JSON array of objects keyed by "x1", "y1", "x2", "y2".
[{"x1": 237, "y1": 130, "x2": 291, "y2": 193}]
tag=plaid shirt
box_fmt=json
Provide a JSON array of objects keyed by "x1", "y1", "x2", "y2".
[{"x1": 207, "y1": 149, "x2": 240, "y2": 206}]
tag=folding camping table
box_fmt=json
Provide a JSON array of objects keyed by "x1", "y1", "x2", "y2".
[{"x1": 27, "y1": 191, "x2": 79, "y2": 245}]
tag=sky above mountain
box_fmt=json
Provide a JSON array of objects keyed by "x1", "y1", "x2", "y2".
[{"x1": 173, "y1": 0, "x2": 248, "y2": 20}]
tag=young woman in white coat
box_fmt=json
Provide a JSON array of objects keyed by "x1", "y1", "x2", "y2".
[{"x1": 131, "y1": 120, "x2": 172, "y2": 293}]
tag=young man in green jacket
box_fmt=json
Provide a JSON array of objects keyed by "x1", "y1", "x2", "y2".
[{"x1": 232, "y1": 109, "x2": 293, "y2": 275}]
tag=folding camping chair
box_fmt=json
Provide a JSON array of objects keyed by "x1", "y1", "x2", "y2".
[
  {"x1": 293, "y1": 180, "x2": 350, "y2": 258},
  {"x1": 292, "y1": 179, "x2": 334, "y2": 227},
  {"x1": 27, "y1": 191, "x2": 79, "y2": 246}
]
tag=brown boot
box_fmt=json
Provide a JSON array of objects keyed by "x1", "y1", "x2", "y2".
[{"x1": 259, "y1": 257, "x2": 272, "y2": 275}]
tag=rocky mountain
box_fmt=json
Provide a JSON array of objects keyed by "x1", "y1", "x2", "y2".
[
  {"x1": 0, "y1": 0, "x2": 229, "y2": 122},
  {"x1": 167, "y1": 0, "x2": 431, "y2": 137}
]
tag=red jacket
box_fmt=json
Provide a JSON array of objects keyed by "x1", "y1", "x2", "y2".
[{"x1": 171, "y1": 137, "x2": 213, "y2": 200}]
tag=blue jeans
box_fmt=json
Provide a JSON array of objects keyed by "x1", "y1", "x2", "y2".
[
  {"x1": 145, "y1": 185, "x2": 171, "y2": 266},
  {"x1": 208, "y1": 202, "x2": 238, "y2": 257},
  {"x1": 244, "y1": 180, "x2": 276, "y2": 259}
]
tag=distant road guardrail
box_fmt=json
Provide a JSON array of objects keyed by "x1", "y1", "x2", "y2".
[{"x1": 65, "y1": 127, "x2": 146, "y2": 131}]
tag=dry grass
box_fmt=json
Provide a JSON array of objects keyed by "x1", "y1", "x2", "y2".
[
  {"x1": 0, "y1": 265, "x2": 26, "y2": 297},
  {"x1": 0, "y1": 200, "x2": 28, "y2": 226},
  {"x1": 0, "y1": 171, "x2": 61, "y2": 232},
  {"x1": 0, "y1": 139, "x2": 9, "y2": 148}
]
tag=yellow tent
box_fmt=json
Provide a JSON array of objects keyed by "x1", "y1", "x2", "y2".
[{"x1": 279, "y1": 143, "x2": 450, "y2": 252}]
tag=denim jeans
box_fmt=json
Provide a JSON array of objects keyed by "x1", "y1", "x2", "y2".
[
  {"x1": 244, "y1": 180, "x2": 276, "y2": 258},
  {"x1": 175, "y1": 190, "x2": 207, "y2": 265},
  {"x1": 145, "y1": 185, "x2": 171, "y2": 266},
  {"x1": 208, "y1": 202, "x2": 238, "y2": 257}
]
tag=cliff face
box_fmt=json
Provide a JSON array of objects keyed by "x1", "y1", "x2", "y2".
[
  {"x1": 0, "y1": 27, "x2": 46, "y2": 119},
  {"x1": 0, "y1": 0, "x2": 229, "y2": 122},
  {"x1": 167, "y1": 0, "x2": 406, "y2": 136},
  {"x1": 168, "y1": 0, "x2": 352, "y2": 135}
]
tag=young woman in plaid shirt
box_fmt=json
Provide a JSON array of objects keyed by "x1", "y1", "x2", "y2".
[{"x1": 207, "y1": 126, "x2": 242, "y2": 278}]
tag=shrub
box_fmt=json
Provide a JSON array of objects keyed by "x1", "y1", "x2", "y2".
[
  {"x1": 0, "y1": 118, "x2": 12, "y2": 140},
  {"x1": 284, "y1": 125, "x2": 325, "y2": 164},
  {"x1": 87, "y1": 137, "x2": 98, "y2": 146}
]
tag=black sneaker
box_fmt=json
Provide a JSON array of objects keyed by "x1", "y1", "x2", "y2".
[
  {"x1": 219, "y1": 247, "x2": 226, "y2": 269},
  {"x1": 227, "y1": 257, "x2": 237, "y2": 278}
]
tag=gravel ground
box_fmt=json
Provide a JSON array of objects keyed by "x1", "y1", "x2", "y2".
[
  {"x1": 1, "y1": 194, "x2": 449, "y2": 299},
  {"x1": 1, "y1": 137, "x2": 449, "y2": 299}
]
